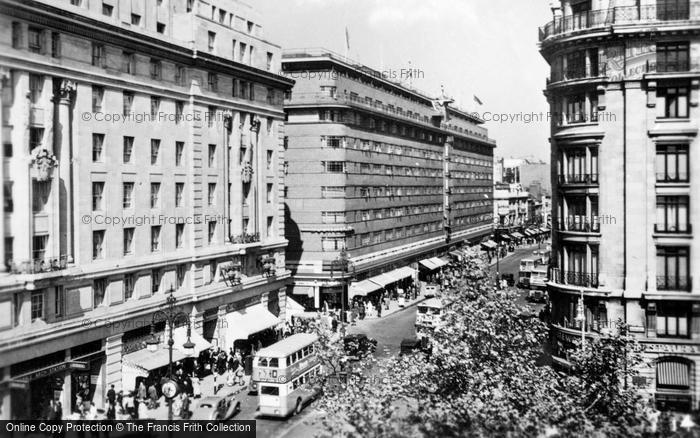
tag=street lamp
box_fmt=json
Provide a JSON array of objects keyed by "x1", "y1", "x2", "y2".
[
  {"x1": 330, "y1": 248, "x2": 355, "y2": 323},
  {"x1": 146, "y1": 286, "x2": 195, "y2": 421}
]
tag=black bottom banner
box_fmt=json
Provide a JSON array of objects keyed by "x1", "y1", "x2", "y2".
[{"x1": 0, "y1": 421, "x2": 256, "y2": 438}]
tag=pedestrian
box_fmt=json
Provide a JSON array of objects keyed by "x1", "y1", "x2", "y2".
[
  {"x1": 180, "y1": 393, "x2": 190, "y2": 420},
  {"x1": 192, "y1": 376, "x2": 201, "y2": 399},
  {"x1": 106, "y1": 401, "x2": 116, "y2": 420},
  {"x1": 148, "y1": 383, "x2": 158, "y2": 409},
  {"x1": 137, "y1": 381, "x2": 147, "y2": 401},
  {"x1": 54, "y1": 400, "x2": 62, "y2": 421},
  {"x1": 106, "y1": 384, "x2": 116, "y2": 407}
]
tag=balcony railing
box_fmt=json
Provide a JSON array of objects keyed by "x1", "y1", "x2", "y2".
[
  {"x1": 550, "y1": 267, "x2": 600, "y2": 288},
  {"x1": 230, "y1": 232, "x2": 260, "y2": 244},
  {"x1": 558, "y1": 173, "x2": 599, "y2": 185},
  {"x1": 656, "y1": 172, "x2": 689, "y2": 183},
  {"x1": 657, "y1": 275, "x2": 692, "y2": 291},
  {"x1": 539, "y1": 3, "x2": 700, "y2": 42},
  {"x1": 654, "y1": 223, "x2": 692, "y2": 234},
  {"x1": 9, "y1": 255, "x2": 69, "y2": 274},
  {"x1": 556, "y1": 318, "x2": 612, "y2": 334},
  {"x1": 554, "y1": 217, "x2": 601, "y2": 233}
]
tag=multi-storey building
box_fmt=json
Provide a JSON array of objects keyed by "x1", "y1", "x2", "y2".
[
  {"x1": 540, "y1": 0, "x2": 700, "y2": 412},
  {"x1": 0, "y1": 0, "x2": 293, "y2": 419},
  {"x1": 282, "y1": 49, "x2": 495, "y2": 312}
]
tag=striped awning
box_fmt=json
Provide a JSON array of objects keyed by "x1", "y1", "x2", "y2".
[
  {"x1": 523, "y1": 229, "x2": 536, "y2": 236},
  {"x1": 657, "y1": 360, "x2": 690, "y2": 388},
  {"x1": 349, "y1": 279, "x2": 382, "y2": 298},
  {"x1": 370, "y1": 273, "x2": 399, "y2": 288},
  {"x1": 419, "y1": 258, "x2": 440, "y2": 270},
  {"x1": 511, "y1": 232, "x2": 525, "y2": 239}
]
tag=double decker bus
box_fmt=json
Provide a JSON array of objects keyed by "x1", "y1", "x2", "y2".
[
  {"x1": 252, "y1": 333, "x2": 321, "y2": 417},
  {"x1": 415, "y1": 298, "x2": 452, "y2": 338}
]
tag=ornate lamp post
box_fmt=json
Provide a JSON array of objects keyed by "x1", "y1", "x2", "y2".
[
  {"x1": 330, "y1": 248, "x2": 355, "y2": 323},
  {"x1": 146, "y1": 286, "x2": 195, "y2": 421}
]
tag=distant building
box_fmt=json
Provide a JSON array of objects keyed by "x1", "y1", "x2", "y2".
[
  {"x1": 494, "y1": 183, "x2": 530, "y2": 227},
  {"x1": 282, "y1": 49, "x2": 496, "y2": 312},
  {"x1": 499, "y1": 157, "x2": 551, "y2": 197}
]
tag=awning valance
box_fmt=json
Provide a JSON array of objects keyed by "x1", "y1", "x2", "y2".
[
  {"x1": 350, "y1": 279, "x2": 382, "y2": 299},
  {"x1": 657, "y1": 361, "x2": 690, "y2": 388},
  {"x1": 222, "y1": 304, "x2": 280, "y2": 344}
]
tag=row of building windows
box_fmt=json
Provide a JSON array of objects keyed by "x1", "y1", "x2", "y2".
[
  {"x1": 320, "y1": 161, "x2": 492, "y2": 180},
  {"x1": 319, "y1": 135, "x2": 491, "y2": 168},
  {"x1": 357, "y1": 185, "x2": 442, "y2": 198},
  {"x1": 10, "y1": 23, "x2": 278, "y2": 104},
  {"x1": 348, "y1": 204, "x2": 443, "y2": 223}
]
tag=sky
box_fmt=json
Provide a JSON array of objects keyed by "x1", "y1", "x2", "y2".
[{"x1": 256, "y1": 0, "x2": 554, "y2": 161}]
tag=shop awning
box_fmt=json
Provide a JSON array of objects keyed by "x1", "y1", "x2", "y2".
[
  {"x1": 449, "y1": 251, "x2": 463, "y2": 260},
  {"x1": 439, "y1": 256, "x2": 451, "y2": 266},
  {"x1": 285, "y1": 297, "x2": 306, "y2": 321},
  {"x1": 539, "y1": 227, "x2": 550, "y2": 234},
  {"x1": 499, "y1": 234, "x2": 514, "y2": 241},
  {"x1": 419, "y1": 258, "x2": 440, "y2": 270},
  {"x1": 222, "y1": 303, "x2": 280, "y2": 344},
  {"x1": 430, "y1": 257, "x2": 448, "y2": 269},
  {"x1": 480, "y1": 240, "x2": 497, "y2": 249},
  {"x1": 121, "y1": 361, "x2": 148, "y2": 392},
  {"x1": 122, "y1": 347, "x2": 189, "y2": 373},
  {"x1": 511, "y1": 232, "x2": 525, "y2": 239},
  {"x1": 393, "y1": 266, "x2": 417, "y2": 280},
  {"x1": 523, "y1": 229, "x2": 536, "y2": 236},
  {"x1": 349, "y1": 279, "x2": 382, "y2": 299},
  {"x1": 172, "y1": 326, "x2": 211, "y2": 356},
  {"x1": 370, "y1": 272, "x2": 399, "y2": 288}
]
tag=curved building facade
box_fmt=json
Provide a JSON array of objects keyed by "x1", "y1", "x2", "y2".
[{"x1": 540, "y1": 0, "x2": 700, "y2": 412}]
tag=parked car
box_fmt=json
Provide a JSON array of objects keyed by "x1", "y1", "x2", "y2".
[
  {"x1": 193, "y1": 394, "x2": 241, "y2": 420},
  {"x1": 343, "y1": 334, "x2": 377, "y2": 360},
  {"x1": 527, "y1": 289, "x2": 547, "y2": 303},
  {"x1": 424, "y1": 284, "x2": 440, "y2": 297},
  {"x1": 400, "y1": 337, "x2": 432, "y2": 356}
]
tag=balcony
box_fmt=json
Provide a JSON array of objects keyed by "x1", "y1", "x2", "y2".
[
  {"x1": 555, "y1": 318, "x2": 613, "y2": 334},
  {"x1": 539, "y1": 3, "x2": 700, "y2": 42},
  {"x1": 555, "y1": 217, "x2": 601, "y2": 233},
  {"x1": 558, "y1": 173, "x2": 599, "y2": 186},
  {"x1": 654, "y1": 223, "x2": 692, "y2": 234},
  {"x1": 657, "y1": 275, "x2": 692, "y2": 292},
  {"x1": 550, "y1": 267, "x2": 600, "y2": 288},
  {"x1": 656, "y1": 172, "x2": 689, "y2": 184},
  {"x1": 230, "y1": 232, "x2": 260, "y2": 244},
  {"x1": 9, "y1": 255, "x2": 69, "y2": 275}
]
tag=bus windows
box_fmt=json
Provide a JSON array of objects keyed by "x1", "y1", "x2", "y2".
[
  {"x1": 268, "y1": 358, "x2": 279, "y2": 367},
  {"x1": 286, "y1": 356, "x2": 292, "y2": 367},
  {"x1": 259, "y1": 358, "x2": 268, "y2": 367},
  {"x1": 260, "y1": 386, "x2": 280, "y2": 396}
]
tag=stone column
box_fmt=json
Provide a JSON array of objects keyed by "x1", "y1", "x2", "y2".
[
  {"x1": 105, "y1": 334, "x2": 123, "y2": 394},
  {"x1": 56, "y1": 80, "x2": 76, "y2": 264},
  {"x1": 0, "y1": 68, "x2": 9, "y2": 273}
]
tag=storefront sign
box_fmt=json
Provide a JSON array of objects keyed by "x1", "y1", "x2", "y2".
[
  {"x1": 19, "y1": 361, "x2": 88, "y2": 381},
  {"x1": 643, "y1": 343, "x2": 700, "y2": 355},
  {"x1": 225, "y1": 295, "x2": 260, "y2": 313}
]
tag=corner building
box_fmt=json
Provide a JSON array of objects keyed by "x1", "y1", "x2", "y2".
[
  {"x1": 0, "y1": 0, "x2": 292, "y2": 419},
  {"x1": 282, "y1": 50, "x2": 495, "y2": 312},
  {"x1": 540, "y1": 0, "x2": 700, "y2": 412}
]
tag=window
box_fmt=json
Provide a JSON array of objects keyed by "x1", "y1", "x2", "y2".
[
  {"x1": 150, "y1": 59, "x2": 161, "y2": 80},
  {"x1": 124, "y1": 274, "x2": 135, "y2": 300},
  {"x1": 321, "y1": 237, "x2": 345, "y2": 251},
  {"x1": 656, "y1": 196, "x2": 690, "y2": 233},
  {"x1": 51, "y1": 32, "x2": 60, "y2": 58},
  {"x1": 157, "y1": 22, "x2": 166, "y2": 33},
  {"x1": 150, "y1": 183, "x2": 160, "y2": 208},
  {"x1": 12, "y1": 22, "x2": 21, "y2": 49},
  {"x1": 151, "y1": 226, "x2": 161, "y2": 252},
  {"x1": 55, "y1": 286, "x2": 64, "y2": 318},
  {"x1": 32, "y1": 235, "x2": 48, "y2": 260},
  {"x1": 123, "y1": 228, "x2": 134, "y2": 255},
  {"x1": 175, "y1": 141, "x2": 185, "y2": 167},
  {"x1": 151, "y1": 269, "x2": 161, "y2": 294},
  {"x1": 657, "y1": 42, "x2": 689, "y2": 72},
  {"x1": 123, "y1": 52, "x2": 135, "y2": 74},
  {"x1": 207, "y1": 106, "x2": 217, "y2": 127},
  {"x1": 325, "y1": 136, "x2": 343, "y2": 148},
  {"x1": 658, "y1": 84, "x2": 689, "y2": 118},
  {"x1": 92, "y1": 86, "x2": 104, "y2": 112},
  {"x1": 31, "y1": 291, "x2": 43, "y2": 321},
  {"x1": 208, "y1": 221, "x2": 216, "y2": 244},
  {"x1": 29, "y1": 74, "x2": 43, "y2": 104},
  {"x1": 267, "y1": 216, "x2": 274, "y2": 236},
  {"x1": 208, "y1": 183, "x2": 216, "y2": 206},
  {"x1": 186, "y1": 0, "x2": 193, "y2": 12},
  {"x1": 92, "y1": 43, "x2": 105, "y2": 67},
  {"x1": 131, "y1": 13, "x2": 141, "y2": 25},
  {"x1": 208, "y1": 144, "x2": 216, "y2": 167},
  {"x1": 176, "y1": 223, "x2": 185, "y2": 249},
  {"x1": 266, "y1": 183, "x2": 273, "y2": 203},
  {"x1": 657, "y1": 0, "x2": 689, "y2": 20},
  {"x1": 325, "y1": 161, "x2": 345, "y2": 173},
  {"x1": 88, "y1": 182, "x2": 104, "y2": 213},
  {"x1": 3, "y1": 182, "x2": 12, "y2": 213},
  {"x1": 266, "y1": 52, "x2": 273, "y2": 71},
  {"x1": 656, "y1": 303, "x2": 689, "y2": 338},
  {"x1": 123, "y1": 91, "x2": 134, "y2": 116},
  {"x1": 102, "y1": 3, "x2": 113, "y2": 16},
  {"x1": 239, "y1": 42, "x2": 246, "y2": 63},
  {"x1": 218, "y1": 9, "x2": 226, "y2": 23},
  {"x1": 151, "y1": 139, "x2": 160, "y2": 165},
  {"x1": 174, "y1": 101, "x2": 184, "y2": 123},
  {"x1": 322, "y1": 212, "x2": 345, "y2": 224},
  {"x1": 175, "y1": 182, "x2": 185, "y2": 207},
  {"x1": 70, "y1": 0, "x2": 82, "y2": 5},
  {"x1": 122, "y1": 182, "x2": 134, "y2": 209},
  {"x1": 3, "y1": 143, "x2": 11, "y2": 158},
  {"x1": 656, "y1": 247, "x2": 690, "y2": 291},
  {"x1": 206, "y1": 72, "x2": 218, "y2": 92},
  {"x1": 32, "y1": 180, "x2": 50, "y2": 213},
  {"x1": 321, "y1": 186, "x2": 345, "y2": 198},
  {"x1": 175, "y1": 66, "x2": 186, "y2": 86},
  {"x1": 27, "y1": 27, "x2": 42, "y2": 54},
  {"x1": 656, "y1": 144, "x2": 688, "y2": 182},
  {"x1": 176, "y1": 264, "x2": 186, "y2": 288},
  {"x1": 93, "y1": 230, "x2": 105, "y2": 259},
  {"x1": 208, "y1": 31, "x2": 216, "y2": 52},
  {"x1": 266, "y1": 150, "x2": 273, "y2": 169},
  {"x1": 150, "y1": 96, "x2": 160, "y2": 118},
  {"x1": 123, "y1": 136, "x2": 134, "y2": 163}
]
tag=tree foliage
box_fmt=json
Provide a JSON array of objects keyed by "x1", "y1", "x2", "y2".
[{"x1": 313, "y1": 249, "x2": 655, "y2": 438}]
